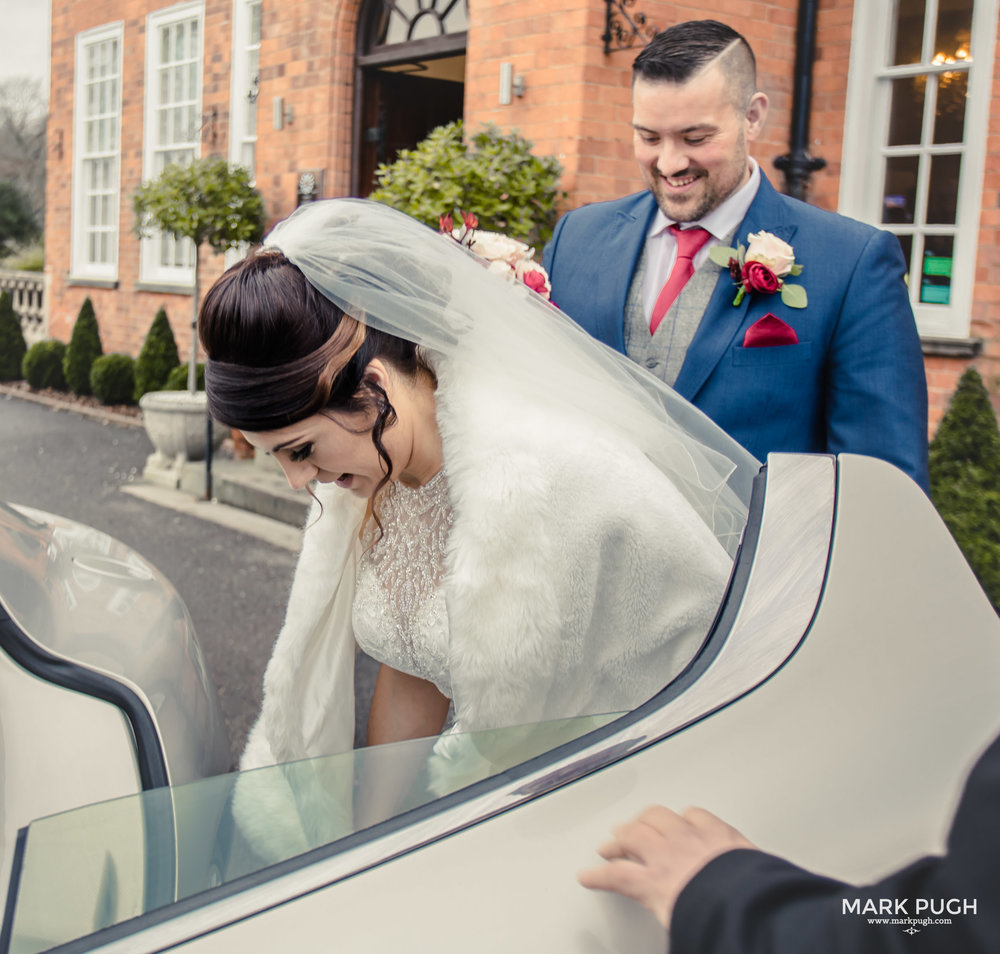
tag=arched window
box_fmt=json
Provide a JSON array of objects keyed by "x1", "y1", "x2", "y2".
[
  {"x1": 354, "y1": 0, "x2": 468, "y2": 194},
  {"x1": 370, "y1": 0, "x2": 468, "y2": 46}
]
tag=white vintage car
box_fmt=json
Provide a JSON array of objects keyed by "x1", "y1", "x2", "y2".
[{"x1": 2, "y1": 453, "x2": 999, "y2": 953}]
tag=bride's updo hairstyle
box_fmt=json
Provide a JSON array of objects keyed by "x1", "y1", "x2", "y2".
[{"x1": 200, "y1": 246, "x2": 429, "y2": 492}]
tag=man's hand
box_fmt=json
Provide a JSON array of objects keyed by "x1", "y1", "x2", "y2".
[{"x1": 578, "y1": 805, "x2": 755, "y2": 928}]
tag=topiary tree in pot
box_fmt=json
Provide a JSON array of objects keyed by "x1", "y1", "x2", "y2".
[
  {"x1": 134, "y1": 306, "x2": 180, "y2": 402},
  {"x1": 63, "y1": 297, "x2": 103, "y2": 395},
  {"x1": 133, "y1": 157, "x2": 266, "y2": 394},
  {"x1": 929, "y1": 366, "x2": 1000, "y2": 613},
  {"x1": 0, "y1": 290, "x2": 27, "y2": 381},
  {"x1": 370, "y1": 120, "x2": 566, "y2": 248}
]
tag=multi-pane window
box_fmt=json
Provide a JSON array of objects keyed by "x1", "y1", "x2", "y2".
[
  {"x1": 230, "y1": 0, "x2": 261, "y2": 178},
  {"x1": 71, "y1": 25, "x2": 123, "y2": 281},
  {"x1": 840, "y1": 0, "x2": 997, "y2": 338},
  {"x1": 141, "y1": 2, "x2": 203, "y2": 284}
]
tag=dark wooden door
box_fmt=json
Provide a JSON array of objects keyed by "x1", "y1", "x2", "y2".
[{"x1": 358, "y1": 69, "x2": 464, "y2": 195}]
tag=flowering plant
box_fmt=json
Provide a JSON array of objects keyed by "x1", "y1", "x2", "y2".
[
  {"x1": 708, "y1": 230, "x2": 807, "y2": 308},
  {"x1": 439, "y1": 210, "x2": 553, "y2": 300}
]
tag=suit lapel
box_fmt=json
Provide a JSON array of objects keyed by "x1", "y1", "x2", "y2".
[{"x1": 673, "y1": 175, "x2": 800, "y2": 401}]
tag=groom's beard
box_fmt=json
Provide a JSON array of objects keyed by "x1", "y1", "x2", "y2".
[{"x1": 642, "y1": 139, "x2": 750, "y2": 224}]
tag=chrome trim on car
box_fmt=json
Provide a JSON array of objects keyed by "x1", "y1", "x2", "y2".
[{"x1": 49, "y1": 454, "x2": 838, "y2": 954}]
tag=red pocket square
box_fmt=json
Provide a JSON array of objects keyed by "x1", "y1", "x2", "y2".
[{"x1": 743, "y1": 314, "x2": 799, "y2": 348}]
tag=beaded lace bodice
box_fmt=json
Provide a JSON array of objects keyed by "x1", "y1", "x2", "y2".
[{"x1": 352, "y1": 470, "x2": 454, "y2": 696}]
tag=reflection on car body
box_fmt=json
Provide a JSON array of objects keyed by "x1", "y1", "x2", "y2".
[{"x1": 2, "y1": 453, "x2": 1000, "y2": 953}]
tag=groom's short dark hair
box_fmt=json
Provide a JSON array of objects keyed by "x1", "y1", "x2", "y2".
[{"x1": 633, "y1": 20, "x2": 757, "y2": 109}]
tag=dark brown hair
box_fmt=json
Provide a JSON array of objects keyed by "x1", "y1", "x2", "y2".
[
  {"x1": 633, "y1": 20, "x2": 757, "y2": 110},
  {"x1": 199, "y1": 246, "x2": 429, "y2": 505}
]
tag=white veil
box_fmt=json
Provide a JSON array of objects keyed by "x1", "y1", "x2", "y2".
[{"x1": 264, "y1": 199, "x2": 758, "y2": 555}]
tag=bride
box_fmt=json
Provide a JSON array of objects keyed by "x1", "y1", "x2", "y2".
[{"x1": 199, "y1": 199, "x2": 758, "y2": 771}]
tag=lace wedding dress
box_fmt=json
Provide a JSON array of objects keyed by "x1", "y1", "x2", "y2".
[{"x1": 353, "y1": 471, "x2": 454, "y2": 699}]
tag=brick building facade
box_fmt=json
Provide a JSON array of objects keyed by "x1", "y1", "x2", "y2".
[{"x1": 45, "y1": 0, "x2": 1000, "y2": 432}]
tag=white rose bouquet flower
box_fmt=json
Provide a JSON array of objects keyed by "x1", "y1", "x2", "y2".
[{"x1": 439, "y1": 211, "x2": 553, "y2": 300}]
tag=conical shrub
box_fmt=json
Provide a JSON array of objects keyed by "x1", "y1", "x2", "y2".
[
  {"x1": 63, "y1": 297, "x2": 103, "y2": 395},
  {"x1": 134, "y1": 307, "x2": 180, "y2": 401},
  {"x1": 929, "y1": 367, "x2": 1000, "y2": 612},
  {"x1": 0, "y1": 291, "x2": 27, "y2": 381}
]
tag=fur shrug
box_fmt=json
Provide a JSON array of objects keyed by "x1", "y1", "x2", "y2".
[{"x1": 240, "y1": 354, "x2": 732, "y2": 771}]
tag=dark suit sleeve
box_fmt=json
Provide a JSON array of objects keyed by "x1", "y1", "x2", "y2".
[
  {"x1": 824, "y1": 228, "x2": 929, "y2": 493},
  {"x1": 670, "y1": 733, "x2": 1000, "y2": 954}
]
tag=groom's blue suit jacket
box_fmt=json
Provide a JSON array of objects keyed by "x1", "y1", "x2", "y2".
[{"x1": 542, "y1": 175, "x2": 930, "y2": 492}]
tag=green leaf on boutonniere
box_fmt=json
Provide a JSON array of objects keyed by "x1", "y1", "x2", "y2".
[
  {"x1": 780, "y1": 282, "x2": 808, "y2": 308},
  {"x1": 789, "y1": 264, "x2": 803, "y2": 276},
  {"x1": 709, "y1": 246, "x2": 738, "y2": 268}
]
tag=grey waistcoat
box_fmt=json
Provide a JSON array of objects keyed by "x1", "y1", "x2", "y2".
[{"x1": 624, "y1": 239, "x2": 730, "y2": 388}]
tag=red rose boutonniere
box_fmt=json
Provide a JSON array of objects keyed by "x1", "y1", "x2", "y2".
[
  {"x1": 709, "y1": 230, "x2": 807, "y2": 308},
  {"x1": 438, "y1": 210, "x2": 553, "y2": 301}
]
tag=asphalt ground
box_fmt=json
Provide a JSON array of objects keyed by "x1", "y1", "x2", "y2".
[{"x1": 0, "y1": 389, "x2": 379, "y2": 768}]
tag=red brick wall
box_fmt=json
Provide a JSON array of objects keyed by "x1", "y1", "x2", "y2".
[
  {"x1": 254, "y1": 0, "x2": 359, "y2": 218},
  {"x1": 47, "y1": 0, "x2": 241, "y2": 363},
  {"x1": 464, "y1": 0, "x2": 803, "y2": 210},
  {"x1": 44, "y1": 0, "x2": 1000, "y2": 440}
]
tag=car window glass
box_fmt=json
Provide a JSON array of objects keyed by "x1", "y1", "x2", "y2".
[{"x1": 6, "y1": 712, "x2": 618, "y2": 953}]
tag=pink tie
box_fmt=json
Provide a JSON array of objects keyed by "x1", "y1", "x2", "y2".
[{"x1": 650, "y1": 225, "x2": 712, "y2": 334}]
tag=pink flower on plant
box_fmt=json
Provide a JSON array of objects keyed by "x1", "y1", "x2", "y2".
[
  {"x1": 461, "y1": 211, "x2": 478, "y2": 229},
  {"x1": 439, "y1": 213, "x2": 454, "y2": 233}
]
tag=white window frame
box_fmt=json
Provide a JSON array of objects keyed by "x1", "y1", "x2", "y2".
[
  {"x1": 840, "y1": 0, "x2": 998, "y2": 339},
  {"x1": 139, "y1": 1, "x2": 205, "y2": 287},
  {"x1": 226, "y1": 0, "x2": 261, "y2": 269},
  {"x1": 228, "y1": 0, "x2": 260, "y2": 177},
  {"x1": 70, "y1": 22, "x2": 124, "y2": 283}
]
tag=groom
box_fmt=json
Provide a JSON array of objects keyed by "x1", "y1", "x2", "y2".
[{"x1": 543, "y1": 20, "x2": 929, "y2": 492}]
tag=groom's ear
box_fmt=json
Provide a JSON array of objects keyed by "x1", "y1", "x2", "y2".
[{"x1": 745, "y1": 91, "x2": 768, "y2": 142}]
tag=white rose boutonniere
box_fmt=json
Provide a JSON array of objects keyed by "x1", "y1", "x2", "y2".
[{"x1": 709, "y1": 230, "x2": 807, "y2": 308}]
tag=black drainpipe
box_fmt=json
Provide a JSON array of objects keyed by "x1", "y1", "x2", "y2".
[{"x1": 773, "y1": 0, "x2": 827, "y2": 201}]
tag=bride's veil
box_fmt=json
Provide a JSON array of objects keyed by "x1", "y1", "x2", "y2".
[{"x1": 264, "y1": 199, "x2": 759, "y2": 555}]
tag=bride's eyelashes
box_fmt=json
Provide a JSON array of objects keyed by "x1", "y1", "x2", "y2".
[{"x1": 289, "y1": 443, "x2": 314, "y2": 462}]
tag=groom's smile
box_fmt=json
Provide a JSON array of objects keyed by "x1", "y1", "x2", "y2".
[{"x1": 631, "y1": 63, "x2": 768, "y2": 223}]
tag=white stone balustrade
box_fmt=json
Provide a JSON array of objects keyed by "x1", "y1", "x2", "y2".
[{"x1": 0, "y1": 269, "x2": 48, "y2": 346}]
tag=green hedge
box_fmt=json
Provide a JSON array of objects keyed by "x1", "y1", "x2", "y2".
[
  {"x1": 0, "y1": 291, "x2": 27, "y2": 381},
  {"x1": 91, "y1": 353, "x2": 137, "y2": 406},
  {"x1": 23, "y1": 340, "x2": 68, "y2": 390},
  {"x1": 929, "y1": 367, "x2": 1000, "y2": 613},
  {"x1": 370, "y1": 121, "x2": 565, "y2": 248},
  {"x1": 164, "y1": 362, "x2": 205, "y2": 391}
]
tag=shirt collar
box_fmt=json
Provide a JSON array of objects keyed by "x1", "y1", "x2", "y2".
[{"x1": 647, "y1": 158, "x2": 761, "y2": 241}]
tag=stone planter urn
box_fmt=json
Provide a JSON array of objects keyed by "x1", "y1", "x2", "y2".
[{"x1": 139, "y1": 390, "x2": 226, "y2": 488}]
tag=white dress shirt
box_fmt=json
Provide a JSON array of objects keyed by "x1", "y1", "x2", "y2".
[{"x1": 641, "y1": 158, "x2": 762, "y2": 320}]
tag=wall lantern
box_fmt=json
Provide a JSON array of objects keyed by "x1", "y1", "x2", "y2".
[{"x1": 603, "y1": 0, "x2": 656, "y2": 54}]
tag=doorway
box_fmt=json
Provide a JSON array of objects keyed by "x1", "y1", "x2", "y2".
[{"x1": 354, "y1": 1, "x2": 468, "y2": 196}]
